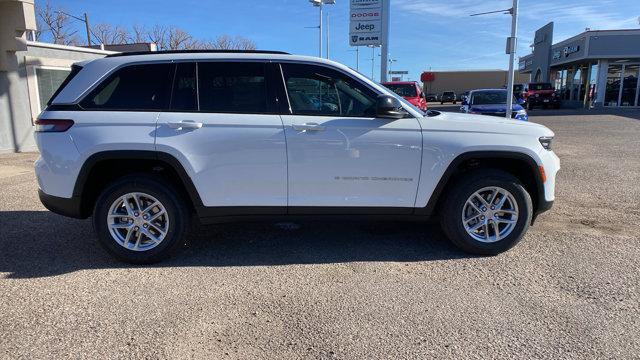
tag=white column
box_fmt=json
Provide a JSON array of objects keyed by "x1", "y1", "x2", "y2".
[{"x1": 379, "y1": 0, "x2": 390, "y2": 82}]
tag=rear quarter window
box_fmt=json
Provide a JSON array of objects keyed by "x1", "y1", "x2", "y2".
[{"x1": 80, "y1": 63, "x2": 173, "y2": 111}]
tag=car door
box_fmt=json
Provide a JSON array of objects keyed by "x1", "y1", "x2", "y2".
[
  {"x1": 155, "y1": 61, "x2": 287, "y2": 213},
  {"x1": 278, "y1": 62, "x2": 422, "y2": 211}
]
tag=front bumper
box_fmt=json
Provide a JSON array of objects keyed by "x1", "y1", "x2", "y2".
[{"x1": 38, "y1": 189, "x2": 86, "y2": 219}]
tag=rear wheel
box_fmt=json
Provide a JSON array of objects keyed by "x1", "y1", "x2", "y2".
[
  {"x1": 93, "y1": 175, "x2": 191, "y2": 264},
  {"x1": 440, "y1": 170, "x2": 532, "y2": 255}
]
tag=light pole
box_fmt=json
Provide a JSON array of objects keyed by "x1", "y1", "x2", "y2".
[
  {"x1": 309, "y1": 0, "x2": 335, "y2": 58},
  {"x1": 368, "y1": 45, "x2": 377, "y2": 81},
  {"x1": 470, "y1": 0, "x2": 519, "y2": 119},
  {"x1": 348, "y1": 47, "x2": 360, "y2": 71}
]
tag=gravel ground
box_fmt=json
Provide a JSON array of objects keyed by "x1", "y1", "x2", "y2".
[{"x1": 1, "y1": 109, "x2": 639, "y2": 359}]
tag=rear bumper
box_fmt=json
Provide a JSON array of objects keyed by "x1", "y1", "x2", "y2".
[
  {"x1": 528, "y1": 97, "x2": 560, "y2": 106},
  {"x1": 38, "y1": 189, "x2": 86, "y2": 219}
]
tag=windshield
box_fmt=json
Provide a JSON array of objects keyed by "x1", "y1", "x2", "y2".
[
  {"x1": 529, "y1": 83, "x2": 553, "y2": 90},
  {"x1": 384, "y1": 83, "x2": 417, "y2": 97},
  {"x1": 443, "y1": 91, "x2": 454, "y2": 95},
  {"x1": 470, "y1": 91, "x2": 510, "y2": 105}
]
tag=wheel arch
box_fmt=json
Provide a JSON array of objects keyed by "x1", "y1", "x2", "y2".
[
  {"x1": 73, "y1": 150, "x2": 203, "y2": 218},
  {"x1": 418, "y1": 151, "x2": 545, "y2": 218}
]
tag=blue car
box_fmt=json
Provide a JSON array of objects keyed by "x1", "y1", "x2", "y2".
[{"x1": 460, "y1": 89, "x2": 528, "y2": 121}]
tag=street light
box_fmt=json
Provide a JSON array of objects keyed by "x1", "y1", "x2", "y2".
[
  {"x1": 308, "y1": 0, "x2": 335, "y2": 58},
  {"x1": 470, "y1": 0, "x2": 519, "y2": 119}
]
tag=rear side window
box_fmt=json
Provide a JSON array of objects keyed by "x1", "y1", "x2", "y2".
[
  {"x1": 81, "y1": 63, "x2": 172, "y2": 111},
  {"x1": 197, "y1": 62, "x2": 267, "y2": 113}
]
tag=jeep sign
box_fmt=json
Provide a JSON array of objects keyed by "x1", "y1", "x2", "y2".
[{"x1": 349, "y1": 0, "x2": 385, "y2": 46}]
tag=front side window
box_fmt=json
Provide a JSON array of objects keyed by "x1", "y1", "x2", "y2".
[
  {"x1": 197, "y1": 62, "x2": 267, "y2": 113},
  {"x1": 281, "y1": 63, "x2": 377, "y2": 117},
  {"x1": 81, "y1": 63, "x2": 172, "y2": 110}
]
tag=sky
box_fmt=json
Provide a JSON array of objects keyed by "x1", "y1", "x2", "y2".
[{"x1": 41, "y1": 0, "x2": 639, "y2": 82}]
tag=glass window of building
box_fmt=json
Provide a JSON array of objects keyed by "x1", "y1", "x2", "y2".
[
  {"x1": 605, "y1": 65, "x2": 622, "y2": 106},
  {"x1": 36, "y1": 68, "x2": 71, "y2": 111},
  {"x1": 620, "y1": 65, "x2": 639, "y2": 107}
]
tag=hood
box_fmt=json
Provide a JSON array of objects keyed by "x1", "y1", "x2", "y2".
[
  {"x1": 469, "y1": 104, "x2": 524, "y2": 113},
  {"x1": 421, "y1": 111, "x2": 554, "y2": 137}
]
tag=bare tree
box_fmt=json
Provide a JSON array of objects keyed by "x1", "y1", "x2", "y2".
[
  {"x1": 167, "y1": 27, "x2": 192, "y2": 50},
  {"x1": 146, "y1": 25, "x2": 168, "y2": 50},
  {"x1": 36, "y1": 0, "x2": 79, "y2": 45},
  {"x1": 130, "y1": 24, "x2": 147, "y2": 43},
  {"x1": 207, "y1": 35, "x2": 256, "y2": 50},
  {"x1": 90, "y1": 23, "x2": 129, "y2": 45}
]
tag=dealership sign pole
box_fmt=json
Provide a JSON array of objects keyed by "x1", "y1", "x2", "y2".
[{"x1": 349, "y1": 0, "x2": 388, "y2": 81}]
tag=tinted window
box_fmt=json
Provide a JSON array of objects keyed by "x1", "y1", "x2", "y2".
[
  {"x1": 170, "y1": 63, "x2": 197, "y2": 111},
  {"x1": 281, "y1": 63, "x2": 376, "y2": 117},
  {"x1": 384, "y1": 83, "x2": 417, "y2": 97},
  {"x1": 197, "y1": 62, "x2": 267, "y2": 113},
  {"x1": 529, "y1": 83, "x2": 553, "y2": 90},
  {"x1": 81, "y1": 63, "x2": 172, "y2": 110}
]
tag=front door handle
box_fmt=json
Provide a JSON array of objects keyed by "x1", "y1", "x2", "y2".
[
  {"x1": 292, "y1": 123, "x2": 325, "y2": 132},
  {"x1": 167, "y1": 120, "x2": 203, "y2": 130}
]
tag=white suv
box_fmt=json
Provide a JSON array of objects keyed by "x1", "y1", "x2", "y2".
[{"x1": 35, "y1": 50, "x2": 560, "y2": 263}]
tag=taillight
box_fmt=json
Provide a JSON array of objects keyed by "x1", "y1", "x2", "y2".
[{"x1": 35, "y1": 119, "x2": 74, "y2": 132}]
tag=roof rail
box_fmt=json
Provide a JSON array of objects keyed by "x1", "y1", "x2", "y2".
[{"x1": 105, "y1": 49, "x2": 291, "y2": 58}]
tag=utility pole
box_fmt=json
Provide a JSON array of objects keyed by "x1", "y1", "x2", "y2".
[
  {"x1": 56, "y1": 10, "x2": 92, "y2": 46},
  {"x1": 380, "y1": 0, "x2": 390, "y2": 82},
  {"x1": 470, "y1": 1, "x2": 519, "y2": 119},
  {"x1": 326, "y1": 12, "x2": 330, "y2": 59},
  {"x1": 356, "y1": 46, "x2": 359, "y2": 71},
  {"x1": 505, "y1": 0, "x2": 519, "y2": 119},
  {"x1": 318, "y1": 2, "x2": 323, "y2": 58},
  {"x1": 84, "y1": 13, "x2": 91, "y2": 46}
]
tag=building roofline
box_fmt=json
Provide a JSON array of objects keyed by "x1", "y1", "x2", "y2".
[{"x1": 26, "y1": 41, "x2": 117, "y2": 55}]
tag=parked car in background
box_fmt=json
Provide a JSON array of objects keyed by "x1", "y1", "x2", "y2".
[
  {"x1": 425, "y1": 93, "x2": 439, "y2": 102},
  {"x1": 523, "y1": 82, "x2": 560, "y2": 109},
  {"x1": 460, "y1": 89, "x2": 528, "y2": 121},
  {"x1": 513, "y1": 84, "x2": 526, "y2": 102},
  {"x1": 441, "y1": 91, "x2": 457, "y2": 104},
  {"x1": 382, "y1": 81, "x2": 427, "y2": 111}
]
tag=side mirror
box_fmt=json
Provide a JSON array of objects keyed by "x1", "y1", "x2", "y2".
[
  {"x1": 461, "y1": 99, "x2": 468, "y2": 106},
  {"x1": 376, "y1": 95, "x2": 406, "y2": 119},
  {"x1": 517, "y1": 97, "x2": 526, "y2": 105}
]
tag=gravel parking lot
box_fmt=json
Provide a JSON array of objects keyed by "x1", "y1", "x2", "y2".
[{"x1": 1, "y1": 108, "x2": 639, "y2": 359}]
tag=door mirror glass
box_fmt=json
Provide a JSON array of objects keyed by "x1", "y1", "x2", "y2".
[{"x1": 376, "y1": 95, "x2": 406, "y2": 119}]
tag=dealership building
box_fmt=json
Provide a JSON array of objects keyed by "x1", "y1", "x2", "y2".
[{"x1": 519, "y1": 23, "x2": 640, "y2": 108}]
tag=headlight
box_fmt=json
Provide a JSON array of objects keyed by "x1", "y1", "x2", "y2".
[
  {"x1": 539, "y1": 136, "x2": 553, "y2": 150},
  {"x1": 534, "y1": 93, "x2": 540, "y2": 97},
  {"x1": 516, "y1": 109, "x2": 527, "y2": 116}
]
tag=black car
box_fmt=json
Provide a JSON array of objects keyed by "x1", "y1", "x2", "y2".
[
  {"x1": 441, "y1": 91, "x2": 456, "y2": 104},
  {"x1": 425, "y1": 93, "x2": 439, "y2": 102}
]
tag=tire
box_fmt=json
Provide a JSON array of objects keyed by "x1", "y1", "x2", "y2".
[
  {"x1": 440, "y1": 101, "x2": 444, "y2": 104},
  {"x1": 93, "y1": 175, "x2": 191, "y2": 264},
  {"x1": 440, "y1": 169, "x2": 532, "y2": 255},
  {"x1": 453, "y1": 101, "x2": 457, "y2": 104}
]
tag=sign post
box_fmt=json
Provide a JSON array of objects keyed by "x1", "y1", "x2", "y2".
[{"x1": 349, "y1": 0, "x2": 388, "y2": 81}]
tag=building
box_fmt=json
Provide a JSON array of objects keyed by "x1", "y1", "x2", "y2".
[
  {"x1": 1, "y1": 0, "x2": 156, "y2": 153},
  {"x1": 519, "y1": 23, "x2": 640, "y2": 108},
  {"x1": 421, "y1": 70, "x2": 529, "y2": 97}
]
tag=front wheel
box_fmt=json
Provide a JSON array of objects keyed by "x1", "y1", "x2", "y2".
[
  {"x1": 440, "y1": 170, "x2": 532, "y2": 255},
  {"x1": 93, "y1": 175, "x2": 191, "y2": 264}
]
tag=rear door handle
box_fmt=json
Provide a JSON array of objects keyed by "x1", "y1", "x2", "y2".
[
  {"x1": 167, "y1": 120, "x2": 203, "y2": 130},
  {"x1": 292, "y1": 123, "x2": 325, "y2": 131}
]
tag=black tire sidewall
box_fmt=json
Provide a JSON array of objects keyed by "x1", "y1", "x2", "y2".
[
  {"x1": 442, "y1": 171, "x2": 533, "y2": 255},
  {"x1": 93, "y1": 176, "x2": 189, "y2": 264}
]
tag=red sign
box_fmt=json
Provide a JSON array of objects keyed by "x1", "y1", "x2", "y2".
[{"x1": 421, "y1": 72, "x2": 435, "y2": 82}]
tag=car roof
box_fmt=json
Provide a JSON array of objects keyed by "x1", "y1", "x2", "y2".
[{"x1": 469, "y1": 88, "x2": 507, "y2": 92}]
